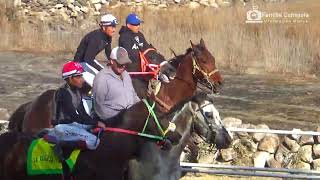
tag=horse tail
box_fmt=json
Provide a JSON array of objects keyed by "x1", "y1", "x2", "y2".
[{"x1": 8, "y1": 101, "x2": 32, "y2": 132}]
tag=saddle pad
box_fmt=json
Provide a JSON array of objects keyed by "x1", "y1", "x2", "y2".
[{"x1": 27, "y1": 138, "x2": 80, "y2": 175}]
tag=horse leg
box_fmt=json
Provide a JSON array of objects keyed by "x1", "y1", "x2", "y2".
[{"x1": 8, "y1": 101, "x2": 32, "y2": 132}]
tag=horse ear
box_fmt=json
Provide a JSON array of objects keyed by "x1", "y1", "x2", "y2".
[
  {"x1": 190, "y1": 40, "x2": 196, "y2": 49},
  {"x1": 200, "y1": 38, "x2": 206, "y2": 48}
]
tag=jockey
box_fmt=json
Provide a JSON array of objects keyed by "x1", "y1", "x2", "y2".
[
  {"x1": 74, "y1": 14, "x2": 118, "y2": 85},
  {"x1": 48, "y1": 61, "x2": 106, "y2": 152},
  {"x1": 92, "y1": 47, "x2": 140, "y2": 123},
  {"x1": 119, "y1": 13, "x2": 170, "y2": 82}
]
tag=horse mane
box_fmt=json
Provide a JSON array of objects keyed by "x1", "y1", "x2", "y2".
[{"x1": 168, "y1": 48, "x2": 193, "y2": 69}]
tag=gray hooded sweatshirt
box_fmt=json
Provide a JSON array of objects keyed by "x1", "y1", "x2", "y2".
[{"x1": 92, "y1": 66, "x2": 140, "y2": 120}]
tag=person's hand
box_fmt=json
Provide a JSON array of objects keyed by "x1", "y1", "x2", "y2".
[{"x1": 97, "y1": 121, "x2": 106, "y2": 129}]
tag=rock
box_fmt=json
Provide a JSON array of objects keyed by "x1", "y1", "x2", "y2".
[
  {"x1": 298, "y1": 145, "x2": 313, "y2": 163},
  {"x1": 216, "y1": 0, "x2": 233, "y2": 7},
  {"x1": 275, "y1": 143, "x2": 290, "y2": 164},
  {"x1": 135, "y1": 0, "x2": 144, "y2": 2},
  {"x1": 223, "y1": 117, "x2": 242, "y2": 128},
  {"x1": 220, "y1": 148, "x2": 237, "y2": 162},
  {"x1": 70, "y1": 11, "x2": 78, "y2": 17},
  {"x1": 94, "y1": 3, "x2": 101, "y2": 11},
  {"x1": 236, "y1": 123, "x2": 252, "y2": 138},
  {"x1": 174, "y1": 0, "x2": 181, "y2": 3},
  {"x1": 158, "y1": 3, "x2": 168, "y2": 8},
  {"x1": 294, "y1": 161, "x2": 310, "y2": 170},
  {"x1": 75, "y1": 6, "x2": 81, "y2": 12},
  {"x1": 0, "y1": 108, "x2": 10, "y2": 120},
  {"x1": 14, "y1": 0, "x2": 22, "y2": 6},
  {"x1": 253, "y1": 151, "x2": 270, "y2": 168},
  {"x1": 267, "y1": 157, "x2": 282, "y2": 168},
  {"x1": 189, "y1": 2, "x2": 200, "y2": 8},
  {"x1": 258, "y1": 135, "x2": 280, "y2": 153},
  {"x1": 299, "y1": 135, "x2": 314, "y2": 146},
  {"x1": 316, "y1": 127, "x2": 320, "y2": 143},
  {"x1": 90, "y1": 0, "x2": 101, "y2": 4},
  {"x1": 252, "y1": 124, "x2": 270, "y2": 142},
  {"x1": 101, "y1": 0, "x2": 107, "y2": 4},
  {"x1": 314, "y1": 144, "x2": 320, "y2": 158},
  {"x1": 77, "y1": 0, "x2": 87, "y2": 6},
  {"x1": 284, "y1": 136, "x2": 300, "y2": 152},
  {"x1": 55, "y1": 4, "x2": 64, "y2": 9},
  {"x1": 198, "y1": 152, "x2": 215, "y2": 164},
  {"x1": 67, "y1": 0, "x2": 74, "y2": 3},
  {"x1": 80, "y1": 6, "x2": 89, "y2": 13},
  {"x1": 199, "y1": 0, "x2": 209, "y2": 6},
  {"x1": 37, "y1": 0, "x2": 49, "y2": 6},
  {"x1": 313, "y1": 159, "x2": 320, "y2": 171},
  {"x1": 0, "y1": 120, "x2": 9, "y2": 133},
  {"x1": 290, "y1": 128, "x2": 302, "y2": 141},
  {"x1": 67, "y1": 3, "x2": 75, "y2": 10},
  {"x1": 209, "y1": 0, "x2": 219, "y2": 8}
]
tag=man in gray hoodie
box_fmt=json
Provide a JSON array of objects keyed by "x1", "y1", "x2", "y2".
[{"x1": 92, "y1": 47, "x2": 140, "y2": 122}]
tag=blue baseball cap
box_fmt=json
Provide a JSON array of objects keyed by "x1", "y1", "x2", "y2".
[{"x1": 126, "y1": 13, "x2": 143, "y2": 25}]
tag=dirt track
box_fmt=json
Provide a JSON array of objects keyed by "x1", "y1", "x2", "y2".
[{"x1": 0, "y1": 51, "x2": 319, "y2": 131}]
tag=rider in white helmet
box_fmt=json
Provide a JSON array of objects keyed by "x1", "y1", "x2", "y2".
[{"x1": 74, "y1": 14, "x2": 118, "y2": 85}]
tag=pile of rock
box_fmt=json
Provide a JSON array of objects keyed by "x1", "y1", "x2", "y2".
[
  {"x1": 9, "y1": 0, "x2": 286, "y2": 23},
  {"x1": 0, "y1": 108, "x2": 9, "y2": 135},
  {"x1": 213, "y1": 117, "x2": 320, "y2": 171}
]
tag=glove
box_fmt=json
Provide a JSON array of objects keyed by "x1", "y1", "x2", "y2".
[{"x1": 156, "y1": 139, "x2": 173, "y2": 151}]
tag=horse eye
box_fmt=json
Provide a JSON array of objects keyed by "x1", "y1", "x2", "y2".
[{"x1": 205, "y1": 112, "x2": 213, "y2": 119}]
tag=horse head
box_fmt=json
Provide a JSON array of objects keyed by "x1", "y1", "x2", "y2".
[
  {"x1": 191, "y1": 93, "x2": 232, "y2": 149},
  {"x1": 190, "y1": 39, "x2": 222, "y2": 93},
  {"x1": 172, "y1": 92, "x2": 232, "y2": 149}
]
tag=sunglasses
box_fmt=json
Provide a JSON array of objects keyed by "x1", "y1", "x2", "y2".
[{"x1": 115, "y1": 62, "x2": 127, "y2": 69}]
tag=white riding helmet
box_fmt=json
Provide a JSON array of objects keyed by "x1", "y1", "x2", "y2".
[{"x1": 100, "y1": 14, "x2": 118, "y2": 27}]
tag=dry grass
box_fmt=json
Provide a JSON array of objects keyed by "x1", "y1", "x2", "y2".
[{"x1": 0, "y1": 1, "x2": 319, "y2": 76}]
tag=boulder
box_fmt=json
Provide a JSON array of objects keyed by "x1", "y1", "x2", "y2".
[
  {"x1": 313, "y1": 159, "x2": 320, "y2": 171},
  {"x1": 294, "y1": 161, "x2": 311, "y2": 170},
  {"x1": 253, "y1": 151, "x2": 270, "y2": 168},
  {"x1": 298, "y1": 145, "x2": 313, "y2": 163},
  {"x1": 0, "y1": 108, "x2": 10, "y2": 120},
  {"x1": 275, "y1": 143, "x2": 290, "y2": 164},
  {"x1": 313, "y1": 144, "x2": 320, "y2": 158},
  {"x1": 267, "y1": 156, "x2": 282, "y2": 168},
  {"x1": 189, "y1": 2, "x2": 201, "y2": 9},
  {"x1": 252, "y1": 124, "x2": 270, "y2": 142},
  {"x1": 220, "y1": 148, "x2": 237, "y2": 162},
  {"x1": 258, "y1": 135, "x2": 280, "y2": 153},
  {"x1": 284, "y1": 136, "x2": 300, "y2": 152},
  {"x1": 222, "y1": 117, "x2": 242, "y2": 128},
  {"x1": 299, "y1": 135, "x2": 314, "y2": 146},
  {"x1": 290, "y1": 128, "x2": 302, "y2": 141}
]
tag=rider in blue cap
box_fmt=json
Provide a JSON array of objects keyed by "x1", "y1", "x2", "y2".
[{"x1": 118, "y1": 13, "x2": 150, "y2": 64}]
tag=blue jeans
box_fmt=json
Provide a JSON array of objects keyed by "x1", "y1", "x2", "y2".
[{"x1": 48, "y1": 122, "x2": 99, "y2": 150}]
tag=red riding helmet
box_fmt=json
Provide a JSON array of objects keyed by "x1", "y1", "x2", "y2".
[{"x1": 62, "y1": 61, "x2": 84, "y2": 79}]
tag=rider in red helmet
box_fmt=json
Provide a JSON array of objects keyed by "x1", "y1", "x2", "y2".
[{"x1": 48, "y1": 61, "x2": 105, "y2": 155}]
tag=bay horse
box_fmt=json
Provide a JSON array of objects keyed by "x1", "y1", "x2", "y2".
[
  {"x1": 1, "y1": 39, "x2": 224, "y2": 179},
  {"x1": 8, "y1": 45, "x2": 175, "y2": 134}
]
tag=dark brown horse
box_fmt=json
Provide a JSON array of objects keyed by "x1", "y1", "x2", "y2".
[{"x1": 1, "y1": 39, "x2": 223, "y2": 179}]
